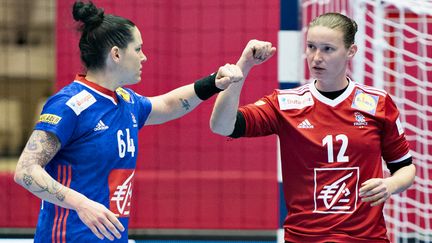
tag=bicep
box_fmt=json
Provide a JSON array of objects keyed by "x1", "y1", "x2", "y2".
[
  {"x1": 144, "y1": 96, "x2": 170, "y2": 125},
  {"x1": 239, "y1": 102, "x2": 280, "y2": 137},
  {"x1": 17, "y1": 130, "x2": 61, "y2": 170}
]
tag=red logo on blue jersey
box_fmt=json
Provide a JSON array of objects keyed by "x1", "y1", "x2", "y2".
[{"x1": 108, "y1": 169, "x2": 135, "y2": 217}]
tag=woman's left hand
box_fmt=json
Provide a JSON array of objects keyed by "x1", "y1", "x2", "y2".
[
  {"x1": 215, "y1": 64, "x2": 244, "y2": 90},
  {"x1": 359, "y1": 178, "x2": 395, "y2": 206}
]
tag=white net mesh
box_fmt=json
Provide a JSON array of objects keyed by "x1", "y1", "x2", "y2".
[{"x1": 301, "y1": 0, "x2": 432, "y2": 242}]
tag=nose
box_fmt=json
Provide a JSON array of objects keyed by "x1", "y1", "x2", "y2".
[
  {"x1": 313, "y1": 50, "x2": 323, "y2": 63},
  {"x1": 141, "y1": 52, "x2": 147, "y2": 63}
]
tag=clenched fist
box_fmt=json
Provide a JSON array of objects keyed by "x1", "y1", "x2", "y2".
[
  {"x1": 238, "y1": 39, "x2": 276, "y2": 69},
  {"x1": 215, "y1": 64, "x2": 244, "y2": 90}
]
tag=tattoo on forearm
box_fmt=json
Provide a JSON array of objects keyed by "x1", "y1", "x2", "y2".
[
  {"x1": 56, "y1": 191, "x2": 66, "y2": 201},
  {"x1": 179, "y1": 98, "x2": 190, "y2": 111},
  {"x1": 23, "y1": 173, "x2": 65, "y2": 202},
  {"x1": 23, "y1": 174, "x2": 33, "y2": 186}
]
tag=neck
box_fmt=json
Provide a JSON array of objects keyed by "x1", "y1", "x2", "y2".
[
  {"x1": 315, "y1": 75, "x2": 349, "y2": 92},
  {"x1": 85, "y1": 70, "x2": 119, "y2": 91}
]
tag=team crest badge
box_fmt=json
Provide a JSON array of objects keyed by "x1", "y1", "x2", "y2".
[
  {"x1": 353, "y1": 112, "x2": 368, "y2": 127},
  {"x1": 116, "y1": 88, "x2": 133, "y2": 103}
]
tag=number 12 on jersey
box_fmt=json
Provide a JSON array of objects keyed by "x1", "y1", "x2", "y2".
[{"x1": 322, "y1": 134, "x2": 349, "y2": 163}]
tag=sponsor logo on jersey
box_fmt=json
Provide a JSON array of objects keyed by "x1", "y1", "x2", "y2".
[
  {"x1": 109, "y1": 169, "x2": 135, "y2": 217},
  {"x1": 131, "y1": 113, "x2": 138, "y2": 127},
  {"x1": 351, "y1": 89, "x2": 379, "y2": 115},
  {"x1": 116, "y1": 88, "x2": 133, "y2": 103},
  {"x1": 278, "y1": 92, "x2": 314, "y2": 110},
  {"x1": 38, "y1": 114, "x2": 62, "y2": 125},
  {"x1": 353, "y1": 112, "x2": 368, "y2": 127},
  {"x1": 297, "y1": 119, "x2": 314, "y2": 129},
  {"x1": 66, "y1": 90, "x2": 97, "y2": 115},
  {"x1": 314, "y1": 167, "x2": 359, "y2": 214},
  {"x1": 94, "y1": 120, "x2": 109, "y2": 131}
]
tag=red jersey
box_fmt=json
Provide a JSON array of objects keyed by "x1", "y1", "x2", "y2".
[{"x1": 239, "y1": 80, "x2": 411, "y2": 242}]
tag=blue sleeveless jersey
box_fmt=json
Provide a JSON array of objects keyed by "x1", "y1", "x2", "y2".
[{"x1": 33, "y1": 75, "x2": 152, "y2": 242}]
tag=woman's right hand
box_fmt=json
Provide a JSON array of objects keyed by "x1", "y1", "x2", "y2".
[
  {"x1": 238, "y1": 39, "x2": 276, "y2": 69},
  {"x1": 75, "y1": 197, "x2": 125, "y2": 241}
]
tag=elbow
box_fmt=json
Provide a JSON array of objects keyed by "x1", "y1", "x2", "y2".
[
  {"x1": 13, "y1": 163, "x2": 32, "y2": 187},
  {"x1": 210, "y1": 119, "x2": 233, "y2": 136},
  {"x1": 13, "y1": 169, "x2": 23, "y2": 186},
  {"x1": 409, "y1": 164, "x2": 416, "y2": 185}
]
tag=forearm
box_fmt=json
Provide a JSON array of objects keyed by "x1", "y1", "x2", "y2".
[
  {"x1": 385, "y1": 164, "x2": 416, "y2": 194},
  {"x1": 161, "y1": 83, "x2": 203, "y2": 121},
  {"x1": 14, "y1": 130, "x2": 86, "y2": 211},
  {"x1": 210, "y1": 62, "x2": 252, "y2": 135},
  {"x1": 147, "y1": 83, "x2": 206, "y2": 125},
  {"x1": 14, "y1": 164, "x2": 86, "y2": 210}
]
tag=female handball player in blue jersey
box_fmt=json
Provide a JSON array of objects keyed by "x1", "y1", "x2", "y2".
[
  {"x1": 210, "y1": 13, "x2": 415, "y2": 242},
  {"x1": 14, "y1": 1, "x2": 246, "y2": 242}
]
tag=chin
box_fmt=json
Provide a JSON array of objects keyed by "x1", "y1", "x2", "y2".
[{"x1": 311, "y1": 73, "x2": 322, "y2": 80}]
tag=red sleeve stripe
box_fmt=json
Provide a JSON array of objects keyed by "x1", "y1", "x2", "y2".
[{"x1": 51, "y1": 165, "x2": 72, "y2": 243}]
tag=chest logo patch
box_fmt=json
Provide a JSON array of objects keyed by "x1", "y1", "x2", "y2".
[
  {"x1": 314, "y1": 167, "x2": 359, "y2": 214},
  {"x1": 109, "y1": 169, "x2": 135, "y2": 217},
  {"x1": 351, "y1": 89, "x2": 379, "y2": 115},
  {"x1": 66, "y1": 90, "x2": 97, "y2": 115},
  {"x1": 278, "y1": 92, "x2": 314, "y2": 110}
]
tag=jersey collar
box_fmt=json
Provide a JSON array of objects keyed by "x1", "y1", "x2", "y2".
[
  {"x1": 74, "y1": 74, "x2": 118, "y2": 104},
  {"x1": 309, "y1": 77, "x2": 355, "y2": 107}
]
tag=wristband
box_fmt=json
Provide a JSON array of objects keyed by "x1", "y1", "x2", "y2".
[{"x1": 194, "y1": 73, "x2": 223, "y2": 100}]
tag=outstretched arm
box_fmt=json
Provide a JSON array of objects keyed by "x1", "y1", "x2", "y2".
[
  {"x1": 14, "y1": 130, "x2": 124, "y2": 241},
  {"x1": 145, "y1": 64, "x2": 243, "y2": 125},
  {"x1": 210, "y1": 40, "x2": 276, "y2": 136}
]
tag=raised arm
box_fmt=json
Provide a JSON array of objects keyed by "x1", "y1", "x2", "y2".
[
  {"x1": 210, "y1": 40, "x2": 276, "y2": 136},
  {"x1": 14, "y1": 130, "x2": 124, "y2": 241},
  {"x1": 145, "y1": 64, "x2": 243, "y2": 125}
]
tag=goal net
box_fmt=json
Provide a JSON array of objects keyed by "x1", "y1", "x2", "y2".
[{"x1": 302, "y1": 0, "x2": 432, "y2": 242}]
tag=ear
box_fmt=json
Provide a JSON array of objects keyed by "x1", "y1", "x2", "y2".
[
  {"x1": 347, "y1": 44, "x2": 357, "y2": 59},
  {"x1": 109, "y1": 46, "x2": 121, "y2": 63}
]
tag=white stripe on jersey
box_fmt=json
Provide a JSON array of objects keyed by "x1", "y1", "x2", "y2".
[
  {"x1": 355, "y1": 83, "x2": 387, "y2": 97},
  {"x1": 387, "y1": 153, "x2": 412, "y2": 164},
  {"x1": 277, "y1": 84, "x2": 310, "y2": 95}
]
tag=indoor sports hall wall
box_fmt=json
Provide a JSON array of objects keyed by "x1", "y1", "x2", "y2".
[{"x1": 55, "y1": 0, "x2": 280, "y2": 230}]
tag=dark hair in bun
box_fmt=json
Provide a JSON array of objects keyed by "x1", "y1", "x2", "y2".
[
  {"x1": 72, "y1": 1, "x2": 136, "y2": 70},
  {"x1": 72, "y1": 1, "x2": 105, "y2": 30}
]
